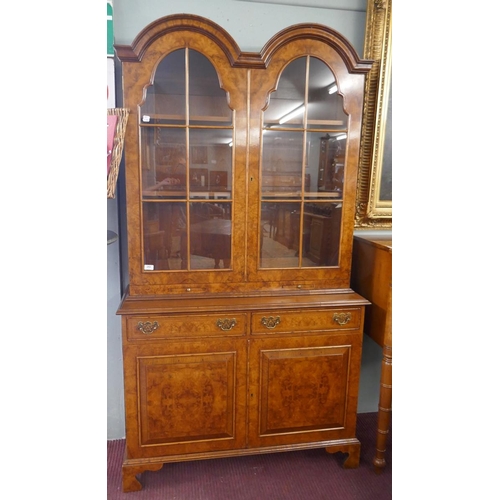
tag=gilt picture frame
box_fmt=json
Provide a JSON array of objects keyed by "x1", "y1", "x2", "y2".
[{"x1": 355, "y1": 0, "x2": 392, "y2": 227}]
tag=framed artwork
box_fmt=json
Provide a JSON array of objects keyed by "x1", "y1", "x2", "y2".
[
  {"x1": 356, "y1": 0, "x2": 392, "y2": 227},
  {"x1": 155, "y1": 144, "x2": 186, "y2": 166},
  {"x1": 210, "y1": 170, "x2": 228, "y2": 190},
  {"x1": 191, "y1": 146, "x2": 208, "y2": 164}
]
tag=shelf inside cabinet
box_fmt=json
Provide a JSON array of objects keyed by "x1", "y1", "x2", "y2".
[{"x1": 141, "y1": 114, "x2": 233, "y2": 125}]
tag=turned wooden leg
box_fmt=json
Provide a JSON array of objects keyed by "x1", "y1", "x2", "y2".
[
  {"x1": 374, "y1": 284, "x2": 392, "y2": 474},
  {"x1": 122, "y1": 462, "x2": 164, "y2": 492}
]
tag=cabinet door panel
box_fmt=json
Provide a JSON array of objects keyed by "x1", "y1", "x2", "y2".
[
  {"x1": 248, "y1": 333, "x2": 361, "y2": 447},
  {"x1": 247, "y1": 40, "x2": 367, "y2": 290},
  {"x1": 124, "y1": 339, "x2": 246, "y2": 458}
]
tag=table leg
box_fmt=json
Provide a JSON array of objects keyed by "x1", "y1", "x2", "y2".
[{"x1": 374, "y1": 283, "x2": 392, "y2": 473}]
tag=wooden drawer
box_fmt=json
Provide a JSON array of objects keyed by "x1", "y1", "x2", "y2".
[
  {"x1": 126, "y1": 313, "x2": 247, "y2": 340},
  {"x1": 251, "y1": 308, "x2": 361, "y2": 335}
]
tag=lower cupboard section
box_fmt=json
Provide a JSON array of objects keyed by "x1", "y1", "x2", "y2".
[{"x1": 123, "y1": 332, "x2": 362, "y2": 460}]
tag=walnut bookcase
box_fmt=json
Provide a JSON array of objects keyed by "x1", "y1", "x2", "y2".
[{"x1": 115, "y1": 14, "x2": 372, "y2": 492}]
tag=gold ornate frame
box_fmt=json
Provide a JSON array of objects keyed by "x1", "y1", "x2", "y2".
[{"x1": 355, "y1": 0, "x2": 392, "y2": 227}]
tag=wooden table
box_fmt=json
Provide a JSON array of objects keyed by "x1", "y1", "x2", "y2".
[
  {"x1": 351, "y1": 234, "x2": 392, "y2": 473},
  {"x1": 190, "y1": 218, "x2": 231, "y2": 268}
]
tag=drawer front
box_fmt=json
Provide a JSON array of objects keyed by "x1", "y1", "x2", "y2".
[
  {"x1": 251, "y1": 308, "x2": 361, "y2": 335},
  {"x1": 126, "y1": 313, "x2": 247, "y2": 340}
]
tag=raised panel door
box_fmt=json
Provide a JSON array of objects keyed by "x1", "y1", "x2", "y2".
[
  {"x1": 247, "y1": 332, "x2": 362, "y2": 448},
  {"x1": 123, "y1": 338, "x2": 247, "y2": 459}
]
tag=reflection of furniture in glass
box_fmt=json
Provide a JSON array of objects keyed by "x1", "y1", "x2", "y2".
[
  {"x1": 260, "y1": 203, "x2": 279, "y2": 241},
  {"x1": 271, "y1": 203, "x2": 299, "y2": 250},
  {"x1": 144, "y1": 230, "x2": 167, "y2": 265},
  {"x1": 304, "y1": 205, "x2": 342, "y2": 266},
  {"x1": 262, "y1": 173, "x2": 310, "y2": 192},
  {"x1": 350, "y1": 234, "x2": 392, "y2": 472},
  {"x1": 190, "y1": 219, "x2": 231, "y2": 269},
  {"x1": 318, "y1": 135, "x2": 344, "y2": 192},
  {"x1": 115, "y1": 15, "x2": 371, "y2": 493}
]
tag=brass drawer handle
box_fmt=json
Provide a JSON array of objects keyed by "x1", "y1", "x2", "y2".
[
  {"x1": 216, "y1": 318, "x2": 237, "y2": 331},
  {"x1": 137, "y1": 321, "x2": 159, "y2": 335},
  {"x1": 261, "y1": 316, "x2": 281, "y2": 329},
  {"x1": 333, "y1": 313, "x2": 351, "y2": 326}
]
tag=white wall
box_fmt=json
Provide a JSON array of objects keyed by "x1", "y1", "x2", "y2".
[{"x1": 107, "y1": 0, "x2": 371, "y2": 440}]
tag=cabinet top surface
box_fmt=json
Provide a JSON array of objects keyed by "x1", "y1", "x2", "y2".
[
  {"x1": 354, "y1": 234, "x2": 392, "y2": 252},
  {"x1": 118, "y1": 290, "x2": 370, "y2": 315}
]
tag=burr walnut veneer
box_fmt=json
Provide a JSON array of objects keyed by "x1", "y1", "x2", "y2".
[{"x1": 115, "y1": 15, "x2": 372, "y2": 492}]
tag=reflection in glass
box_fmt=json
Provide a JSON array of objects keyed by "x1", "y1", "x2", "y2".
[
  {"x1": 190, "y1": 202, "x2": 231, "y2": 269},
  {"x1": 307, "y1": 57, "x2": 346, "y2": 130},
  {"x1": 143, "y1": 202, "x2": 187, "y2": 271},
  {"x1": 260, "y1": 201, "x2": 342, "y2": 269},
  {"x1": 143, "y1": 49, "x2": 186, "y2": 123},
  {"x1": 140, "y1": 47, "x2": 234, "y2": 273},
  {"x1": 189, "y1": 128, "x2": 232, "y2": 195},
  {"x1": 301, "y1": 203, "x2": 342, "y2": 267},
  {"x1": 264, "y1": 58, "x2": 306, "y2": 129},
  {"x1": 141, "y1": 127, "x2": 187, "y2": 195},
  {"x1": 312, "y1": 132, "x2": 345, "y2": 197},
  {"x1": 189, "y1": 50, "x2": 232, "y2": 126},
  {"x1": 261, "y1": 130, "x2": 304, "y2": 196},
  {"x1": 260, "y1": 202, "x2": 300, "y2": 268},
  {"x1": 260, "y1": 56, "x2": 347, "y2": 270}
]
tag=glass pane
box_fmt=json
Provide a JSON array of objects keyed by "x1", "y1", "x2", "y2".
[
  {"x1": 259, "y1": 56, "x2": 346, "y2": 271},
  {"x1": 189, "y1": 129, "x2": 232, "y2": 196},
  {"x1": 190, "y1": 202, "x2": 232, "y2": 269},
  {"x1": 189, "y1": 50, "x2": 232, "y2": 126},
  {"x1": 142, "y1": 127, "x2": 187, "y2": 196},
  {"x1": 307, "y1": 57, "x2": 347, "y2": 130},
  {"x1": 142, "y1": 49, "x2": 186, "y2": 124},
  {"x1": 261, "y1": 130, "x2": 305, "y2": 198},
  {"x1": 143, "y1": 202, "x2": 187, "y2": 271},
  {"x1": 264, "y1": 58, "x2": 306, "y2": 129},
  {"x1": 302, "y1": 202, "x2": 342, "y2": 267},
  {"x1": 260, "y1": 202, "x2": 300, "y2": 268},
  {"x1": 305, "y1": 132, "x2": 345, "y2": 199}
]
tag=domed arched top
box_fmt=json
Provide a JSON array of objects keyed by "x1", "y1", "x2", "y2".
[
  {"x1": 115, "y1": 14, "x2": 372, "y2": 74},
  {"x1": 259, "y1": 23, "x2": 372, "y2": 74},
  {"x1": 114, "y1": 14, "x2": 253, "y2": 66}
]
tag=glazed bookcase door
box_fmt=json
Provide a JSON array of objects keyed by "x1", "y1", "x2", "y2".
[
  {"x1": 247, "y1": 41, "x2": 366, "y2": 291},
  {"x1": 121, "y1": 33, "x2": 247, "y2": 295}
]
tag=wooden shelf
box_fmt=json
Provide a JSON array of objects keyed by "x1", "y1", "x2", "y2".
[{"x1": 141, "y1": 113, "x2": 232, "y2": 124}]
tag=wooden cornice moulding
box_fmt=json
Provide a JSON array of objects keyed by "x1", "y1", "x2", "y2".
[
  {"x1": 114, "y1": 14, "x2": 245, "y2": 65},
  {"x1": 114, "y1": 14, "x2": 373, "y2": 74},
  {"x1": 259, "y1": 23, "x2": 373, "y2": 74}
]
